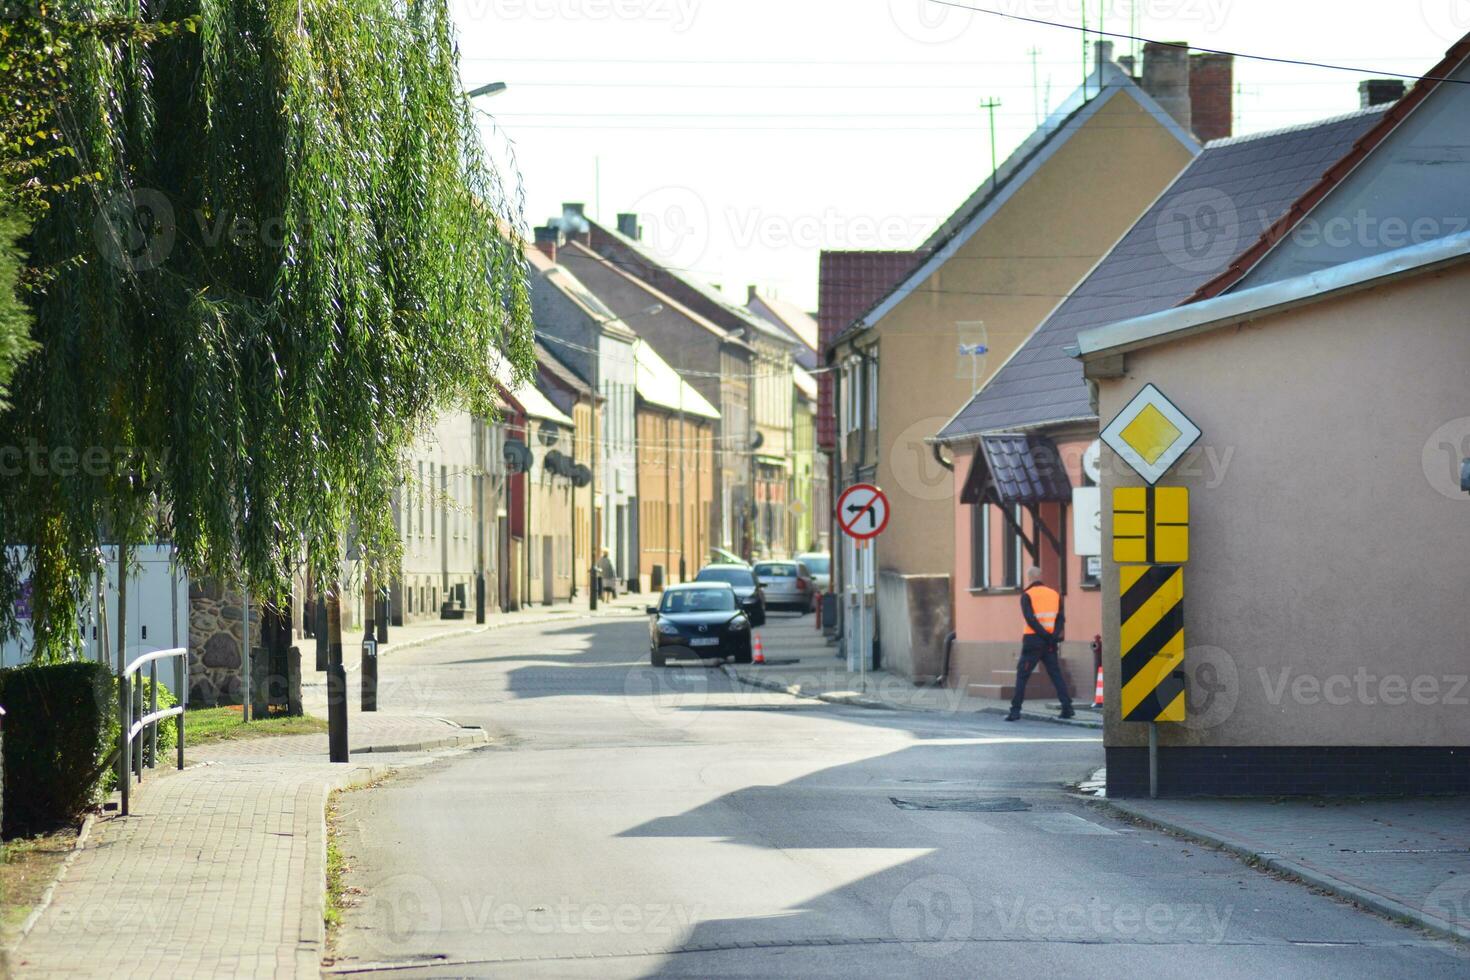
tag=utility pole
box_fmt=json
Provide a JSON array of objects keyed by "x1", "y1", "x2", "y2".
[
  {"x1": 979, "y1": 98, "x2": 1002, "y2": 189},
  {"x1": 678, "y1": 382, "x2": 687, "y2": 582}
]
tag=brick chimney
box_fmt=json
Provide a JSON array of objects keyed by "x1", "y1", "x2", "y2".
[
  {"x1": 560, "y1": 202, "x2": 592, "y2": 246},
  {"x1": 747, "y1": 285, "x2": 759, "y2": 303},
  {"x1": 1189, "y1": 52, "x2": 1234, "y2": 142},
  {"x1": 1141, "y1": 41, "x2": 1192, "y2": 136},
  {"x1": 533, "y1": 225, "x2": 560, "y2": 262},
  {"x1": 1359, "y1": 78, "x2": 1406, "y2": 107},
  {"x1": 616, "y1": 212, "x2": 641, "y2": 240},
  {"x1": 1095, "y1": 40, "x2": 1114, "y2": 71}
]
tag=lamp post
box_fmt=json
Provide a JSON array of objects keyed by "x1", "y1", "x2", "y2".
[{"x1": 468, "y1": 81, "x2": 507, "y2": 99}]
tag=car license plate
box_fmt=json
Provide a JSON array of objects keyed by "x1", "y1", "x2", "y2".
[{"x1": 690, "y1": 637, "x2": 719, "y2": 647}]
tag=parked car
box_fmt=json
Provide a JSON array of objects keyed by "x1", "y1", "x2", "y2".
[
  {"x1": 646, "y1": 583, "x2": 752, "y2": 667},
  {"x1": 694, "y1": 564, "x2": 766, "y2": 625},
  {"x1": 708, "y1": 546, "x2": 748, "y2": 567},
  {"x1": 752, "y1": 560, "x2": 814, "y2": 613},
  {"x1": 796, "y1": 552, "x2": 830, "y2": 593}
]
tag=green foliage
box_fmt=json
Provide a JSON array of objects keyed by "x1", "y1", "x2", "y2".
[
  {"x1": 0, "y1": 211, "x2": 35, "y2": 406},
  {"x1": 0, "y1": 660, "x2": 114, "y2": 836},
  {"x1": 0, "y1": 0, "x2": 533, "y2": 657}
]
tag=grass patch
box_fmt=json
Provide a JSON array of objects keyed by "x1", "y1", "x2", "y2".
[
  {"x1": 1, "y1": 824, "x2": 80, "y2": 947},
  {"x1": 185, "y1": 705, "x2": 328, "y2": 745}
]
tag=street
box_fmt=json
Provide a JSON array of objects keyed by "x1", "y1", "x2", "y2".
[{"x1": 328, "y1": 613, "x2": 1470, "y2": 978}]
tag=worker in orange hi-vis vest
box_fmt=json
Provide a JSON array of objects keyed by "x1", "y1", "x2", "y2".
[{"x1": 1005, "y1": 566, "x2": 1075, "y2": 722}]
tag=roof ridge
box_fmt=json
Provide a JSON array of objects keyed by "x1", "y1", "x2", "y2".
[{"x1": 1202, "y1": 101, "x2": 1392, "y2": 149}]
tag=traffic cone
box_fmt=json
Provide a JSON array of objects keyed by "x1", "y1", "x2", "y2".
[
  {"x1": 752, "y1": 634, "x2": 765, "y2": 665},
  {"x1": 1093, "y1": 665, "x2": 1104, "y2": 708}
]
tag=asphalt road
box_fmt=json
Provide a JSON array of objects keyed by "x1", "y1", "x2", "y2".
[{"x1": 329, "y1": 611, "x2": 1470, "y2": 978}]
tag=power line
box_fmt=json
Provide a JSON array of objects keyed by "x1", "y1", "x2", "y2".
[{"x1": 925, "y1": 0, "x2": 1470, "y2": 84}]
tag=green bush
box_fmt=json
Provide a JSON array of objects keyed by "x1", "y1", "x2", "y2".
[{"x1": 0, "y1": 661, "x2": 115, "y2": 836}]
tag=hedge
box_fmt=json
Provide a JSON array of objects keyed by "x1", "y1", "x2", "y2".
[{"x1": 0, "y1": 661, "x2": 115, "y2": 836}]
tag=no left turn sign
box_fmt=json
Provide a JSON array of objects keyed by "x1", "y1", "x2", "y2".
[{"x1": 837, "y1": 483, "x2": 890, "y2": 541}]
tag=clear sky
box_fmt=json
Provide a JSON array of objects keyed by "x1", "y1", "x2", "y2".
[{"x1": 452, "y1": 0, "x2": 1462, "y2": 311}]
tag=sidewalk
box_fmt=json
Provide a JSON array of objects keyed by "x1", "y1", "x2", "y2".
[
  {"x1": 722, "y1": 643, "x2": 1102, "y2": 729},
  {"x1": 1102, "y1": 796, "x2": 1470, "y2": 943},
  {"x1": 8, "y1": 600, "x2": 622, "y2": 979}
]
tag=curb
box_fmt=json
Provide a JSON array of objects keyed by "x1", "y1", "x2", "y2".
[
  {"x1": 1098, "y1": 799, "x2": 1470, "y2": 945},
  {"x1": 3, "y1": 813, "x2": 97, "y2": 956},
  {"x1": 723, "y1": 666, "x2": 1103, "y2": 727},
  {"x1": 348, "y1": 728, "x2": 487, "y2": 755}
]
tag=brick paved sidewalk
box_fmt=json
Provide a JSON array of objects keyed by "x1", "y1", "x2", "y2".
[
  {"x1": 9, "y1": 628, "x2": 525, "y2": 979},
  {"x1": 1103, "y1": 796, "x2": 1470, "y2": 943}
]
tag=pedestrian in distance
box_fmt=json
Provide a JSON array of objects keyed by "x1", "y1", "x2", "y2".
[
  {"x1": 596, "y1": 550, "x2": 618, "y2": 601},
  {"x1": 1005, "y1": 566, "x2": 1075, "y2": 722}
]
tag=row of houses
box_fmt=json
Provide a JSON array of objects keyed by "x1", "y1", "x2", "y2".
[
  {"x1": 817, "y1": 34, "x2": 1470, "y2": 796},
  {"x1": 391, "y1": 205, "x2": 829, "y2": 628}
]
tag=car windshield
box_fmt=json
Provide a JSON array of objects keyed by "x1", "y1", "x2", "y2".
[
  {"x1": 753, "y1": 562, "x2": 797, "y2": 578},
  {"x1": 696, "y1": 566, "x2": 755, "y2": 587},
  {"x1": 798, "y1": 555, "x2": 830, "y2": 574},
  {"x1": 660, "y1": 588, "x2": 736, "y2": 613}
]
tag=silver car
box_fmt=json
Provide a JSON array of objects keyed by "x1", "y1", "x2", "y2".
[
  {"x1": 795, "y1": 552, "x2": 830, "y2": 593},
  {"x1": 752, "y1": 560, "x2": 814, "y2": 613}
]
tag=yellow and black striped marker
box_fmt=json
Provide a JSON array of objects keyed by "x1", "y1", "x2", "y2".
[
  {"x1": 1120, "y1": 564, "x2": 1186, "y2": 722},
  {"x1": 1113, "y1": 486, "x2": 1188, "y2": 564}
]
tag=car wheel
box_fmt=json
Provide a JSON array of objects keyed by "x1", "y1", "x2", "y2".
[
  {"x1": 735, "y1": 639, "x2": 753, "y2": 664},
  {"x1": 652, "y1": 651, "x2": 667, "y2": 668}
]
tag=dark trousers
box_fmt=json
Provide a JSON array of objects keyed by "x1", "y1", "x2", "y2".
[{"x1": 1011, "y1": 641, "x2": 1071, "y2": 711}]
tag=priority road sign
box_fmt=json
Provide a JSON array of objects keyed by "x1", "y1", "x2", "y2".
[
  {"x1": 1100, "y1": 383, "x2": 1201, "y2": 485},
  {"x1": 1119, "y1": 564, "x2": 1186, "y2": 723},
  {"x1": 837, "y1": 483, "x2": 889, "y2": 540}
]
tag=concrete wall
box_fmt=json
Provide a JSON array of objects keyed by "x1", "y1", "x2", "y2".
[
  {"x1": 1095, "y1": 262, "x2": 1470, "y2": 751},
  {"x1": 876, "y1": 571, "x2": 952, "y2": 683}
]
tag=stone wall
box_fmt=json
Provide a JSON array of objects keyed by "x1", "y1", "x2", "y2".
[{"x1": 188, "y1": 580, "x2": 257, "y2": 706}]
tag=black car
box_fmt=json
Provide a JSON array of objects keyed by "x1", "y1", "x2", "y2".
[
  {"x1": 694, "y1": 564, "x2": 766, "y2": 625},
  {"x1": 647, "y1": 583, "x2": 753, "y2": 667}
]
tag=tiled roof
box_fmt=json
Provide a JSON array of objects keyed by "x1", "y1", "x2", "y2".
[
  {"x1": 815, "y1": 250, "x2": 926, "y2": 448},
  {"x1": 935, "y1": 103, "x2": 1392, "y2": 441},
  {"x1": 535, "y1": 341, "x2": 594, "y2": 396},
  {"x1": 959, "y1": 434, "x2": 1072, "y2": 505},
  {"x1": 1187, "y1": 33, "x2": 1470, "y2": 301},
  {"x1": 747, "y1": 292, "x2": 819, "y2": 369}
]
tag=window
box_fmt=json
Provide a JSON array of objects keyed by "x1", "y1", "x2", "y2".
[
  {"x1": 971, "y1": 503, "x2": 1025, "y2": 590},
  {"x1": 865, "y1": 355, "x2": 879, "y2": 429},
  {"x1": 417, "y1": 462, "x2": 426, "y2": 537}
]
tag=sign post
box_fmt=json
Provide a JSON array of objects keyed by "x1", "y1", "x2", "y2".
[
  {"x1": 836, "y1": 483, "x2": 890, "y2": 690},
  {"x1": 1101, "y1": 384, "x2": 1201, "y2": 799}
]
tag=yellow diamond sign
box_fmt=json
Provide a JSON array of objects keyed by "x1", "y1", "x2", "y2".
[{"x1": 1100, "y1": 384, "x2": 1201, "y2": 485}]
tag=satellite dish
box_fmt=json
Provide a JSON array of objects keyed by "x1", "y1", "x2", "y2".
[
  {"x1": 1083, "y1": 440, "x2": 1102, "y2": 483},
  {"x1": 537, "y1": 422, "x2": 559, "y2": 448}
]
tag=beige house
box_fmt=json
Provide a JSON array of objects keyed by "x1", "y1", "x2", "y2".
[
  {"x1": 829, "y1": 45, "x2": 1199, "y2": 677},
  {"x1": 1079, "y1": 34, "x2": 1470, "y2": 796}
]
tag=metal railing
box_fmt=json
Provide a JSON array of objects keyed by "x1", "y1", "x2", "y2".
[{"x1": 120, "y1": 646, "x2": 187, "y2": 816}]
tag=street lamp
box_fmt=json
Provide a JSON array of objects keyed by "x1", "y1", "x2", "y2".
[{"x1": 468, "y1": 81, "x2": 507, "y2": 99}]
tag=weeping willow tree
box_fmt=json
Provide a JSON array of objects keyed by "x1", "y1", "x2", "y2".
[{"x1": 0, "y1": 0, "x2": 533, "y2": 657}]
